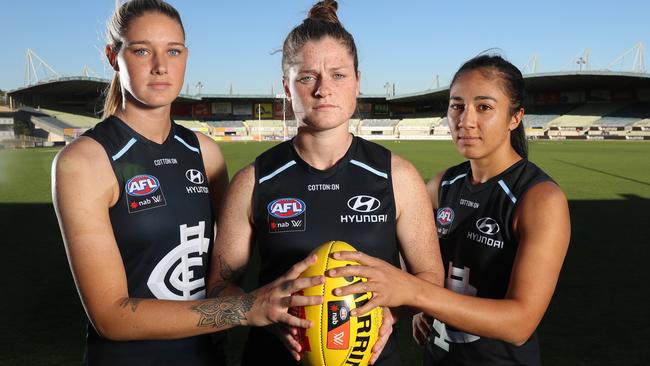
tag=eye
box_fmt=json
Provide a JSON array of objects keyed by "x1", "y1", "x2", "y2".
[
  {"x1": 333, "y1": 73, "x2": 345, "y2": 80},
  {"x1": 449, "y1": 103, "x2": 464, "y2": 111},
  {"x1": 168, "y1": 48, "x2": 183, "y2": 56},
  {"x1": 297, "y1": 75, "x2": 316, "y2": 84},
  {"x1": 132, "y1": 48, "x2": 150, "y2": 56},
  {"x1": 477, "y1": 104, "x2": 493, "y2": 112}
]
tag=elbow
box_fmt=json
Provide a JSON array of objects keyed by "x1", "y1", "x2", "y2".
[
  {"x1": 503, "y1": 323, "x2": 537, "y2": 347},
  {"x1": 90, "y1": 314, "x2": 131, "y2": 341}
]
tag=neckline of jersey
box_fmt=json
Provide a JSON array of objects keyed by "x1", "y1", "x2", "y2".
[
  {"x1": 289, "y1": 135, "x2": 357, "y2": 179},
  {"x1": 109, "y1": 115, "x2": 176, "y2": 149},
  {"x1": 463, "y1": 158, "x2": 526, "y2": 193}
]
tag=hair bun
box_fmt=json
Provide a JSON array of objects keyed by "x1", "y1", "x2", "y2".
[{"x1": 308, "y1": 0, "x2": 340, "y2": 24}]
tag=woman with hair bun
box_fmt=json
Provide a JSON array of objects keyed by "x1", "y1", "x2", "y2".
[
  {"x1": 52, "y1": 1, "x2": 324, "y2": 365},
  {"x1": 330, "y1": 54, "x2": 571, "y2": 365},
  {"x1": 208, "y1": 1, "x2": 444, "y2": 364}
]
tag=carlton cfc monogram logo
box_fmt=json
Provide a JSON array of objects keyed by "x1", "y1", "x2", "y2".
[{"x1": 147, "y1": 221, "x2": 209, "y2": 300}]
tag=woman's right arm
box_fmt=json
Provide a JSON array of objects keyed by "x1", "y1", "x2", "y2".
[{"x1": 53, "y1": 139, "x2": 321, "y2": 341}]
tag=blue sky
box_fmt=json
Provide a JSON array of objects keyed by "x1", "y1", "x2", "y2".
[{"x1": 1, "y1": 0, "x2": 647, "y2": 95}]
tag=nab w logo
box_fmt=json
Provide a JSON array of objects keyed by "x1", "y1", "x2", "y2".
[
  {"x1": 148, "y1": 221, "x2": 210, "y2": 300},
  {"x1": 347, "y1": 195, "x2": 381, "y2": 213},
  {"x1": 333, "y1": 331, "x2": 346, "y2": 346}
]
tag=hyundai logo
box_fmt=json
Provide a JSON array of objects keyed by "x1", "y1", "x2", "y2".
[
  {"x1": 476, "y1": 217, "x2": 499, "y2": 235},
  {"x1": 185, "y1": 169, "x2": 204, "y2": 184},
  {"x1": 347, "y1": 195, "x2": 381, "y2": 213}
]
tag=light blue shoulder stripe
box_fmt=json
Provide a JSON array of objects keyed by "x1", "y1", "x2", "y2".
[
  {"x1": 498, "y1": 179, "x2": 517, "y2": 204},
  {"x1": 349, "y1": 159, "x2": 388, "y2": 179},
  {"x1": 174, "y1": 135, "x2": 199, "y2": 153},
  {"x1": 111, "y1": 138, "x2": 137, "y2": 161},
  {"x1": 259, "y1": 160, "x2": 297, "y2": 184},
  {"x1": 440, "y1": 173, "x2": 467, "y2": 187}
]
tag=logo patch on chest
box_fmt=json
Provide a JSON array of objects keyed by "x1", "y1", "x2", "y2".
[
  {"x1": 267, "y1": 198, "x2": 307, "y2": 233},
  {"x1": 436, "y1": 207, "x2": 455, "y2": 238},
  {"x1": 125, "y1": 174, "x2": 167, "y2": 213}
]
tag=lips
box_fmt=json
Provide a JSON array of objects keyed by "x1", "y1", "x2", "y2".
[
  {"x1": 313, "y1": 103, "x2": 337, "y2": 110},
  {"x1": 148, "y1": 82, "x2": 172, "y2": 90}
]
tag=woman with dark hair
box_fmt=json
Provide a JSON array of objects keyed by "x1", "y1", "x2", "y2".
[
  {"x1": 52, "y1": 1, "x2": 323, "y2": 365},
  {"x1": 330, "y1": 54, "x2": 570, "y2": 365},
  {"x1": 208, "y1": 1, "x2": 444, "y2": 365}
]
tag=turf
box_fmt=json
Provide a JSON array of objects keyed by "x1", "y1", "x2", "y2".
[{"x1": 1, "y1": 140, "x2": 648, "y2": 365}]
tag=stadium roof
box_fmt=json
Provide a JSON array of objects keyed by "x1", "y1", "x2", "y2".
[
  {"x1": 388, "y1": 71, "x2": 650, "y2": 104},
  {"x1": 7, "y1": 72, "x2": 650, "y2": 109}
]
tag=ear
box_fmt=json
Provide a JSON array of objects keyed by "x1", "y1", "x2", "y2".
[
  {"x1": 282, "y1": 77, "x2": 291, "y2": 101},
  {"x1": 105, "y1": 45, "x2": 119, "y2": 71},
  {"x1": 510, "y1": 107, "x2": 525, "y2": 131}
]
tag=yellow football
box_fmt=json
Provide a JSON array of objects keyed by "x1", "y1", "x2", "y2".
[{"x1": 291, "y1": 241, "x2": 382, "y2": 366}]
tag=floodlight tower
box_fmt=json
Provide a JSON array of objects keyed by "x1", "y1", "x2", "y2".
[
  {"x1": 607, "y1": 42, "x2": 646, "y2": 73},
  {"x1": 24, "y1": 49, "x2": 60, "y2": 86}
]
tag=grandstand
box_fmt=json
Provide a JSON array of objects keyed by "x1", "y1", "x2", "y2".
[{"x1": 5, "y1": 71, "x2": 650, "y2": 144}]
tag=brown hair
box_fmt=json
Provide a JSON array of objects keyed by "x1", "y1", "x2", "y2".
[
  {"x1": 102, "y1": 0, "x2": 184, "y2": 119},
  {"x1": 282, "y1": 0, "x2": 358, "y2": 75}
]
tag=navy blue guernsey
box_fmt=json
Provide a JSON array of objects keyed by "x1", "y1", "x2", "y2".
[
  {"x1": 81, "y1": 116, "x2": 223, "y2": 366},
  {"x1": 424, "y1": 159, "x2": 553, "y2": 366},
  {"x1": 242, "y1": 136, "x2": 401, "y2": 365}
]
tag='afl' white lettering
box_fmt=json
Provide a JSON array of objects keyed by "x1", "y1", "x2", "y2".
[{"x1": 148, "y1": 221, "x2": 210, "y2": 300}]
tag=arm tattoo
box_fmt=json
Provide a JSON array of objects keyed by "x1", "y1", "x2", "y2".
[
  {"x1": 119, "y1": 298, "x2": 143, "y2": 313},
  {"x1": 208, "y1": 255, "x2": 244, "y2": 298},
  {"x1": 191, "y1": 294, "x2": 255, "y2": 328}
]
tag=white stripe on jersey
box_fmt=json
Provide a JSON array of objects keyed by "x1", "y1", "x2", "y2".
[
  {"x1": 174, "y1": 135, "x2": 200, "y2": 153},
  {"x1": 350, "y1": 159, "x2": 388, "y2": 179},
  {"x1": 259, "y1": 160, "x2": 297, "y2": 184},
  {"x1": 111, "y1": 138, "x2": 137, "y2": 161},
  {"x1": 441, "y1": 173, "x2": 467, "y2": 187},
  {"x1": 498, "y1": 179, "x2": 518, "y2": 204}
]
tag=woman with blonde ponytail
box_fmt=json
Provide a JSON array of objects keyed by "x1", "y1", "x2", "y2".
[
  {"x1": 52, "y1": 1, "x2": 324, "y2": 365},
  {"x1": 208, "y1": 1, "x2": 444, "y2": 365}
]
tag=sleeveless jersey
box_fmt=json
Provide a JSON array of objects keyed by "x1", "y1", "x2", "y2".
[
  {"x1": 424, "y1": 159, "x2": 553, "y2": 366},
  {"x1": 242, "y1": 136, "x2": 401, "y2": 366},
  {"x1": 81, "y1": 116, "x2": 223, "y2": 366}
]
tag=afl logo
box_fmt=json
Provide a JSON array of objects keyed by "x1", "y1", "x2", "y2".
[
  {"x1": 436, "y1": 207, "x2": 454, "y2": 226},
  {"x1": 126, "y1": 175, "x2": 160, "y2": 196},
  {"x1": 476, "y1": 217, "x2": 500, "y2": 235},
  {"x1": 185, "y1": 169, "x2": 204, "y2": 184},
  {"x1": 268, "y1": 198, "x2": 306, "y2": 218},
  {"x1": 347, "y1": 195, "x2": 381, "y2": 213}
]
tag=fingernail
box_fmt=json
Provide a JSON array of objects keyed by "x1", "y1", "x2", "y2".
[
  {"x1": 329, "y1": 269, "x2": 336, "y2": 276},
  {"x1": 350, "y1": 310, "x2": 357, "y2": 316},
  {"x1": 334, "y1": 288, "x2": 341, "y2": 295}
]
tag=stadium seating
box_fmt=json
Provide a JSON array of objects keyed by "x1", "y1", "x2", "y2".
[{"x1": 548, "y1": 103, "x2": 628, "y2": 129}]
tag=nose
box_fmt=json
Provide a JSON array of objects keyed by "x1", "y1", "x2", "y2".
[
  {"x1": 314, "y1": 76, "x2": 333, "y2": 98},
  {"x1": 457, "y1": 106, "x2": 477, "y2": 130},
  {"x1": 151, "y1": 51, "x2": 168, "y2": 75}
]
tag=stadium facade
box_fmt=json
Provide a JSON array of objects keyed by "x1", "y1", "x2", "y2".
[{"x1": 5, "y1": 71, "x2": 650, "y2": 147}]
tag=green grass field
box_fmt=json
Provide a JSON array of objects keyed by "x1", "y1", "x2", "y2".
[{"x1": 1, "y1": 140, "x2": 649, "y2": 365}]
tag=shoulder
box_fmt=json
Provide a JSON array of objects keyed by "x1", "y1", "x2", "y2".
[
  {"x1": 391, "y1": 153, "x2": 419, "y2": 178},
  {"x1": 54, "y1": 136, "x2": 109, "y2": 171},
  {"x1": 194, "y1": 132, "x2": 224, "y2": 163},
  {"x1": 425, "y1": 170, "x2": 447, "y2": 209}
]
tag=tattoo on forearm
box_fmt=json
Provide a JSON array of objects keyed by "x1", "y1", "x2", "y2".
[
  {"x1": 119, "y1": 298, "x2": 143, "y2": 312},
  {"x1": 192, "y1": 294, "x2": 255, "y2": 328},
  {"x1": 208, "y1": 255, "x2": 244, "y2": 298}
]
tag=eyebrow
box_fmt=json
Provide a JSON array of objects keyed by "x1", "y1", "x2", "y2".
[
  {"x1": 298, "y1": 66, "x2": 351, "y2": 74},
  {"x1": 126, "y1": 40, "x2": 186, "y2": 47},
  {"x1": 449, "y1": 95, "x2": 497, "y2": 102}
]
